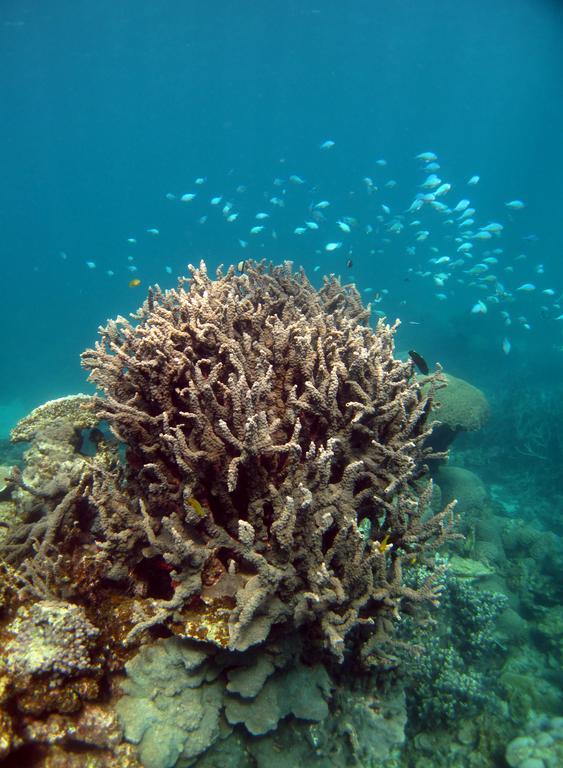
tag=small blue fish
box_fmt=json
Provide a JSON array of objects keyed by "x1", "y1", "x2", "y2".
[
  {"x1": 435, "y1": 183, "x2": 451, "y2": 197},
  {"x1": 416, "y1": 151, "x2": 438, "y2": 162},
  {"x1": 319, "y1": 140, "x2": 335, "y2": 150},
  {"x1": 481, "y1": 222, "x2": 504, "y2": 233},
  {"x1": 407, "y1": 199, "x2": 424, "y2": 213},
  {"x1": 471, "y1": 300, "x2": 487, "y2": 314},
  {"x1": 421, "y1": 174, "x2": 441, "y2": 189}
]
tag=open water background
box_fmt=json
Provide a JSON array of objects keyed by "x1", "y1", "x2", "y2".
[{"x1": 1, "y1": 0, "x2": 562, "y2": 422}]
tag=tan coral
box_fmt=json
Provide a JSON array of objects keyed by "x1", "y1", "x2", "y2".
[
  {"x1": 422, "y1": 373, "x2": 490, "y2": 452},
  {"x1": 427, "y1": 373, "x2": 489, "y2": 431},
  {"x1": 2, "y1": 261, "x2": 456, "y2": 668},
  {"x1": 10, "y1": 394, "x2": 99, "y2": 443}
]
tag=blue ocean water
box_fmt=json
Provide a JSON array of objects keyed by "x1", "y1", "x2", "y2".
[
  {"x1": 1, "y1": 0, "x2": 562, "y2": 418},
  {"x1": 0, "y1": 1, "x2": 562, "y2": 765}
]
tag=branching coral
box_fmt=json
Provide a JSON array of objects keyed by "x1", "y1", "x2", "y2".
[{"x1": 2, "y1": 261, "x2": 455, "y2": 664}]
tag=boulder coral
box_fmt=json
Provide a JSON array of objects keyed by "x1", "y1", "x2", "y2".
[{"x1": 423, "y1": 373, "x2": 490, "y2": 452}]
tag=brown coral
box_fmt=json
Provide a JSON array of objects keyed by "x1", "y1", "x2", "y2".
[
  {"x1": 79, "y1": 260, "x2": 454, "y2": 656},
  {"x1": 2, "y1": 261, "x2": 455, "y2": 666}
]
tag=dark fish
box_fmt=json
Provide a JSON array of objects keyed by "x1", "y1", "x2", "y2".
[
  {"x1": 89, "y1": 427, "x2": 104, "y2": 444},
  {"x1": 408, "y1": 349, "x2": 429, "y2": 375},
  {"x1": 346, "y1": 259, "x2": 353, "y2": 268}
]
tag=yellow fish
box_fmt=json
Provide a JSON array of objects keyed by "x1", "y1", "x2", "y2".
[{"x1": 187, "y1": 497, "x2": 206, "y2": 518}]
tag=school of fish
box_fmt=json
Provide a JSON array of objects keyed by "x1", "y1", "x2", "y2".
[{"x1": 75, "y1": 143, "x2": 561, "y2": 358}]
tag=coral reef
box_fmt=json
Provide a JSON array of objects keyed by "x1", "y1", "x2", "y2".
[
  {"x1": 404, "y1": 573, "x2": 507, "y2": 726},
  {"x1": 0, "y1": 464, "x2": 12, "y2": 500},
  {"x1": 505, "y1": 715, "x2": 563, "y2": 768},
  {"x1": 117, "y1": 633, "x2": 406, "y2": 768},
  {"x1": 5, "y1": 260, "x2": 453, "y2": 658},
  {"x1": 4, "y1": 600, "x2": 100, "y2": 681},
  {"x1": 0, "y1": 260, "x2": 460, "y2": 765},
  {"x1": 116, "y1": 637, "x2": 225, "y2": 768},
  {"x1": 10, "y1": 394, "x2": 99, "y2": 443},
  {"x1": 423, "y1": 373, "x2": 490, "y2": 453},
  {"x1": 407, "y1": 642, "x2": 491, "y2": 725},
  {"x1": 434, "y1": 465, "x2": 488, "y2": 516}
]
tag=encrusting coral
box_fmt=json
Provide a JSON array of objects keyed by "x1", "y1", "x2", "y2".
[{"x1": 0, "y1": 260, "x2": 459, "y2": 765}]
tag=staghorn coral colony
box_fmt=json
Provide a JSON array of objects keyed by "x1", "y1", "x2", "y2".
[{"x1": 0, "y1": 261, "x2": 459, "y2": 766}]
